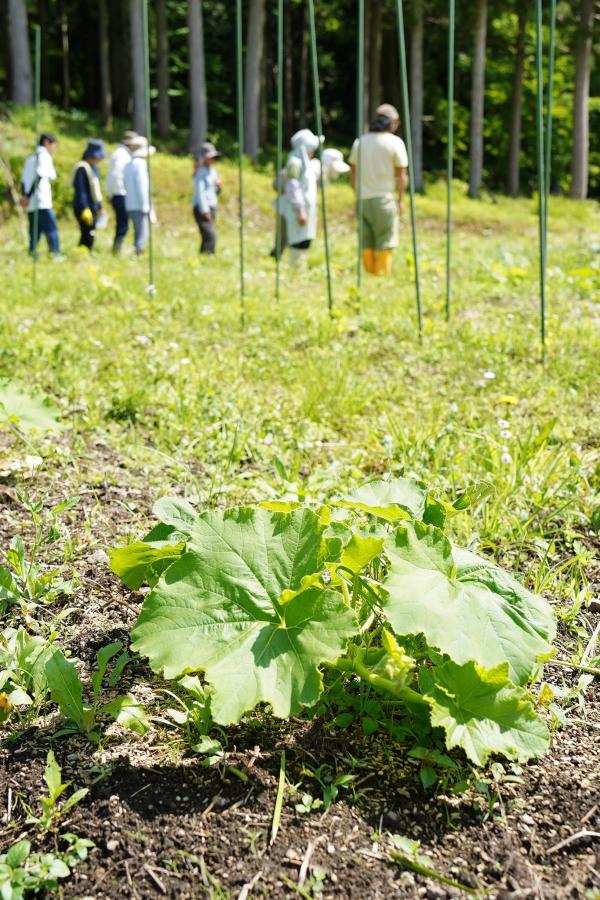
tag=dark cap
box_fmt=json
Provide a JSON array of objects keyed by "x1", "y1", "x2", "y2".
[
  {"x1": 83, "y1": 139, "x2": 106, "y2": 160},
  {"x1": 39, "y1": 132, "x2": 58, "y2": 145},
  {"x1": 197, "y1": 141, "x2": 221, "y2": 161}
]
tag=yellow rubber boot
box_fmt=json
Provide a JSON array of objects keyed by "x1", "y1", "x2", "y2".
[
  {"x1": 373, "y1": 249, "x2": 393, "y2": 276},
  {"x1": 362, "y1": 249, "x2": 375, "y2": 273}
]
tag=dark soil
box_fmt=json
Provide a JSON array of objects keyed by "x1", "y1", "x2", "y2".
[{"x1": 1, "y1": 451, "x2": 599, "y2": 899}]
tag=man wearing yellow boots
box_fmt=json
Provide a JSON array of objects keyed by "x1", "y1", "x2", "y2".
[{"x1": 349, "y1": 103, "x2": 408, "y2": 276}]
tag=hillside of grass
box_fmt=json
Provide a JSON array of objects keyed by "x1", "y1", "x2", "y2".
[{"x1": 0, "y1": 107, "x2": 599, "y2": 898}]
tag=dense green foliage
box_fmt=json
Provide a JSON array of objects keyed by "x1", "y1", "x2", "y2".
[
  {"x1": 0, "y1": 1, "x2": 598, "y2": 193},
  {"x1": 112, "y1": 481, "x2": 556, "y2": 765}
]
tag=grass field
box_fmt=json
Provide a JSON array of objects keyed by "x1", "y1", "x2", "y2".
[{"x1": 0, "y1": 109, "x2": 599, "y2": 898}]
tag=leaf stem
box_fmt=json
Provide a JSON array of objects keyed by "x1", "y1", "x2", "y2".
[{"x1": 548, "y1": 658, "x2": 600, "y2": 677}]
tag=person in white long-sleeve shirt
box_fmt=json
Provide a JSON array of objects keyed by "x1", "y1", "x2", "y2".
[
  {"x1": 20, "y1": 133, "x2": 62, "y2": 258},
  {"x1": 123, "y1": 135, "x2": 156, "y2": 254},
  {"x1": 106, "y1": 130, "x2": 138, "y2": 254}
]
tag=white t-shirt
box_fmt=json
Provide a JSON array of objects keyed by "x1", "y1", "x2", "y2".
[
  {"x1": 123, "y1": 157, "x2": 150, "y2": 213},
  {"x1": 21, "y1": 146, "x2": 56, "y2": 211},
  {"x1": 106, "y1": 145, "x2": 131, "y2": 199},
  {"x1": 349, "y1": 132, "x2": 408, "y2": 199}
]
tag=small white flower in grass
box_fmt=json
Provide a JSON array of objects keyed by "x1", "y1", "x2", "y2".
[
  {"x1": 498, "y1": 418, "x2": 510, "y2": 429},
  {"x1": 201, "y1": 305, "x2": 214, "y2": 315},
  {"x1": 500, "y1": 429, "x2": 512, "y2": 440},
  {"x1": 501, "y1": 451, "x2": 512, "y2": 465},
  {"x1": 483, "y1": 371, "x2": 496, "y2": 380},
  {"x1": 134, "y1": 334, "x2": 151, "y2": 346}
]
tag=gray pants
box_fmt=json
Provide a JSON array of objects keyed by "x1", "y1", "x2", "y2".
[
  {"x1": 128, "y1": 210, "x2": 149, "y2": 253},
  {"x1": 193, "y1": 206, "x2": 217, "y2": 254}
]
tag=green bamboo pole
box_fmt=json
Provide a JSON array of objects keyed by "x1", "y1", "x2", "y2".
[
  {"x1": 543, "y1": 0, "x2": 557, "y2": 263},
  {"x1": 275, "y1": 0, "x2": 284, "y2": 303},
  {"x1": 445, "y1": 0, "x2": 455, "y2": 321},
  {"x1": 356, "y1": 0, "x2": 365, "y2": 302},
  {"x1": 141, "y1": 0, "x2": 155, "y2": 295},
  {"x1": 236, "y1": 0, "x2": 246, "y2": 328},
  {"x1": 535, "y1": 0, "x2": 546, "y2": 360},
  {"x1": 32, "y1": 25, "x2": 41, "y2": 283},
  {"x1": 394, "y1": 0, "x2": 423, "y2": 340},
  {"x1": 307, "y1": 0, "x2": 333, "y2": 317}
]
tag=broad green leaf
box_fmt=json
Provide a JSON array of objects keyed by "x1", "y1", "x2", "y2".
[
  {"x1": 109, "y1": 541, "x2": 185, "y2": 590},
  {"x1": 340, "y1": 534, "x2": 384, "y2": 573},
  {"x1": 334, "y1": 477, "x2": 426, "y2": 522},
  {"x1": 452, "y1": 480, "x2": 494, "y2": 511},
  {"x1": 45, "y1": 651, "x2": 89, "y2": 730},
  {"x1": 131, "y1": 507, "x2": 357, "y2": 723},
  {"x1": 102, "y1": 694, "x2": 150, "y2": 735},
  {"x1": 5, "y1": 841, "x2": 30, "y2": 868},
  {"x1": 383, "y1": 522, "x2": 555, "y2": 685},
  {"x1": 420, "y1": 660, "x2": 550, "y2": 766},
  {"x1": 153, "y1": 496, "x2": 199, "y2": 533},
  {"x1": 0, "y1": 380, "x2": 62, "y2": 433}
]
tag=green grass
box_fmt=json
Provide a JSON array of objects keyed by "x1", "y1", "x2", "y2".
[{"x1": 1, "y1": 106, "x2": 599, "y2": 625}]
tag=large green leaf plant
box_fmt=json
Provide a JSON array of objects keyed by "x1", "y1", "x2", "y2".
[{"x1": 110, "y1": 479, "x2": 556, "y2": 766}]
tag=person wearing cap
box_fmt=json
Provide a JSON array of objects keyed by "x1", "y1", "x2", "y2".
[
  {"x1": 282, "y1": 129, "x2": 322, "y2": 266},
  {"x1": 192, "y1": 141, "x2": 222, "y2": 255},
  {"x1": 71, "y1": 139, "x2": 106, "y2": 251},
  {"x1": 106, "y1": 131, "x2": 138, "y2": 254},
  {"x1": 123, "y1": 136, "x2": 156, "y2": 255},
  {"x1": 20, "y1": 133, "x2": 63, "y2": 259},
  {"x1": 349, "y1": 103, "x2": 408, "y2": 276}
]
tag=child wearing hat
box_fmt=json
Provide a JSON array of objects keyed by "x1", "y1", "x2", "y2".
[
  {"x1": 106, "y1": 131, "x2": 138, "y2": 254},
  {"x1": 71, "y1": 139, "x2": 106, "y2": 251},
  {"x1": 192, "y1": 142, "x2": 222, "y2": 255},
  {"x1": 123, "y1": 136, "x2": 156, "y2": 255}
]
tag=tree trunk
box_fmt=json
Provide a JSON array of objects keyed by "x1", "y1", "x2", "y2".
[
  {"x1": 130, "y1": 0, "x2": 145, "y2": 133},
  {"x1": 298, "y1": 5, "x2": 309, "y2": 128},
  {"x1": 38, "y1": 0, "x2": 49, "y2": 100},
  {"x1": 110, "y1": 0, "x2": 130, "y2": 117},
  {"x1": 381, "y1": 24, "x2": 401, "y2": 119},
  {"x1": 410, "y1": 0, "x2": 424, "y2": 192},
  {"x1": 244, "y1": 0, "x2": 266, "y2": 161},
  {"x1": 506, "y1": 8, "x2": 526, "y2": 196},
  {"x1": 363, "y1": 0, "x2": 371, "y2": 124},
  {"x1": 284, "y1": 1, "x2": 294, "y2": 136},
  {"x1": 188, "y1": 0, "x2": 207, "y2": 153},
  {"x1": 8, "y1": 0, "x2": 33, "y2": 105},
  {"x1": 468, "y1": 0, "x2": 487, "y2": 198},
  {"x1": 156, "y1": 0, "x2": 171, "y2": 137},
  {"x1": 99, "y1": 0, "x2": 113, "y2": 127},
  {"x1": 570, "y1": 0, "x2": 594, "y2": 199},
  {"x1": 61, "y1": 10, "x2": 70, "y2": 109},
  {"x1": 369, "y1": 0, "x2": 382, "y2": 121}
]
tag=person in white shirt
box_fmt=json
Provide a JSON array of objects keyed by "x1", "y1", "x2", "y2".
[
  {"x1": 123, "y1": 136, "x2": 156, "y2": 254},
  {"x1": 20, "y1": 133, "x2": 62, "y2": 258},
  {"x1": 106, "y1": 130, "x2": 138, "y2": 254},
  {"x1": 349, "y1": 103, "x2": 409, "y2": 276}
]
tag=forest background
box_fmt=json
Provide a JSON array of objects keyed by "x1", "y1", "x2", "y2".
[{"x1": 0, "y1": 0, "x2": 598, "y2": 200}]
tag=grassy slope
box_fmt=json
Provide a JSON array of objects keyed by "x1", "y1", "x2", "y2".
[
  {"x1": 1, "y1": 111, "x2": 599, "y2": 575},
  {"x1": 1, "y1": 108, "x2": 600, "y2": 897}
]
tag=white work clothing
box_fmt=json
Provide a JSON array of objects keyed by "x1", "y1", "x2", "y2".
[
  {"x1": 281, "y1": 148, "x2": 318, "y2": 245},
  {"x1": 123, "y1": 157, "x2": 150, "y2": 213},
  {"x1": 21, "y1": 146, "x2": 56, "y2": 212},
  {"x1": 106, "y1": 145, "x2": 132, "y2": 199},
  {"x1": 349, "y1": 132, "x2": 408, "y2": 199}
]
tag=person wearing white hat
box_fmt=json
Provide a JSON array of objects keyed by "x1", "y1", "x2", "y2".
[
  {"x1": 349, "y1": 103, "x2": 408, "y2": 276},
  {"x1": 192, "y1": 141, "x2": 222, "y2": 255},
  {"x1": 319, "y1": 148, "x2": 350, "y2": 184},
  {"x1": 106, "y1": 130, "x2": 138, "y2": 254},
  {"x1": 281, "y1": 129, "x2": 323, "y2": 266},
  {"x1": 123, "y1": 136, "x2": 156, "y2": 254}
]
